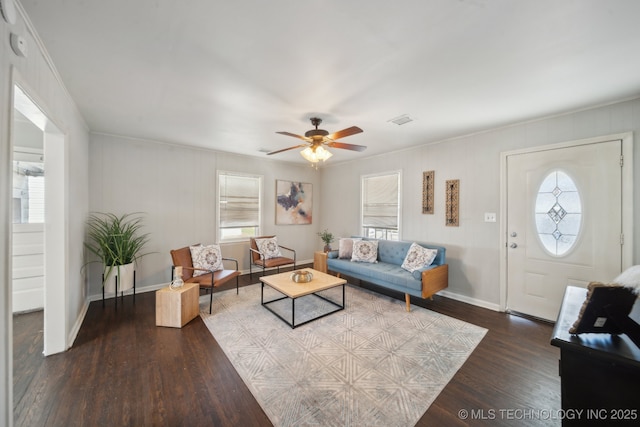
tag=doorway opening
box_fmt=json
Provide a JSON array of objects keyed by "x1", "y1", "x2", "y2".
[{"x1": 12, "y1": 83, "x2": 67, "y2": 357}]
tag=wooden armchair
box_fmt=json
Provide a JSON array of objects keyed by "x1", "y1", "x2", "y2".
[
  {"x1": 170, "y1": 245, "x2": 241, "y2": 314},
  {"x1": 249, "y1": 236, "x2": 296, "y2": 279}
]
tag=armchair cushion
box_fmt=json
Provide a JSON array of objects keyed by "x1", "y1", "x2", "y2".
[
  {"x1": 255, "y1": 237, "x2": 282, "y2": 259},
  {"x1": 190, "y1": 244, "x2": 223, "y2": 276},
  {"x1": 171, "y1": 243, "x2": 241, "y2": 315}
]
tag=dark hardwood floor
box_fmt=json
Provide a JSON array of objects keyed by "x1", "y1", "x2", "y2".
[{"x1": 14, "y1": 267, "x2": 561, "y2": 426}]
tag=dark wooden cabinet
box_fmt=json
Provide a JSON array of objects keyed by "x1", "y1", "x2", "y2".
[{"x1": 551, "y1": 286, "x2": 640, "y2": 426}]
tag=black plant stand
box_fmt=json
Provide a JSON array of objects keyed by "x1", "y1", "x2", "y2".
[{"x1": 102, "y1": 270, "x2": 136, "y2": 309}]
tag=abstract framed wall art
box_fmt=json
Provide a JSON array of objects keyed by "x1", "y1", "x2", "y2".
[{"x1": 276, "y1": 180, "x2": 313, "y2": 225}]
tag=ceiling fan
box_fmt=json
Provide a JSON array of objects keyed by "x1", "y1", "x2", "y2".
[{"x1": 268, "y1": 117, "x2": 366, "y2": 162}]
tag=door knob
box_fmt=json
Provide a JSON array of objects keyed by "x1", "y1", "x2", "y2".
[
  {"x1": 510, "y1": 243, "x2": 518, "y2": 249},
  {"x1": 510, "y1": 232, "x2": 517, "y2": 237}
]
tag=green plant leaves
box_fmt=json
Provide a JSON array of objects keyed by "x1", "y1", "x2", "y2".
[
  {"x1": 84, "y1": 212, "x2": 151, "y2": 283},
  {"x1": 317, "y1": 228, "x2": 334, "y2": 245}
]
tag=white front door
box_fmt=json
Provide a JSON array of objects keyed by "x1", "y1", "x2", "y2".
[{"x1": 506, "y1": 139, "x2": 623, "y2": 321}]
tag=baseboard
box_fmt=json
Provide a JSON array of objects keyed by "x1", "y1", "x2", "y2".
[
  {"x1": 88, "y1": 282, "x2": 169, "y2": 302},
  {"x1": 67, "y1": 299, "x2": 90, "y2": 349},
  {"x1": 438, "y1": 289, "x2": 501, "y2": 312},
  {"x1": 88, "y1": 258, "x2": 315, "y2": 301}
]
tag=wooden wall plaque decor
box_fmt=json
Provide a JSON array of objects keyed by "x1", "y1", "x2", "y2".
[
  {"x1": 422, "y1": 170, "x2": 434, "y2": 214},
  {"x1": 445, "y1": 179, "x2": 459, "y2": 226}
]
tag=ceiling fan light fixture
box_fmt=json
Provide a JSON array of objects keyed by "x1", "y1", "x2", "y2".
[
  {"x1": 270, "y1": 117, "x2": 365, "y2": 160},
  {"x1": 300, "y1": 145, "x2": 332, "y2": 163}
]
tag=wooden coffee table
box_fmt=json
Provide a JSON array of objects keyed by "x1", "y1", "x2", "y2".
[{"x1": 259, "y1": 268, "x2": 346, "y2": 328}]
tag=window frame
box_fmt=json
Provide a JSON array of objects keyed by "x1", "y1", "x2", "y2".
[
  {"x1": 360, "y1": 170, "x2": 402, "y2": 241},
  {"x1": 534, "y1": 169, "x2": 583, "y2": 257},
  {"x1": 216, "y1": 170, "x2": 263, "y2": 243}
]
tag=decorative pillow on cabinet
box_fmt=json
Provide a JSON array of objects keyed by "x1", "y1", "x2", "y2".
[{"x1": 569, "y1": 281, "x2": 636, "y2": 334}]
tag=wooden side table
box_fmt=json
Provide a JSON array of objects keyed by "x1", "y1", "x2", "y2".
[
  {"x1": 314, "y1": 251, "x2": 328, "y2": 273},
  {"x1": 156, "y1": 282, "x2": 200, "y2": 328}
]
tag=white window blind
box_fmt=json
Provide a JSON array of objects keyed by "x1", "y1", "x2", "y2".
[
  {"x1": 218, "y1": 172, "x2": 261, "y2": 241},
  {"x1": 362, "y1": 172, "x2": 399, "y2": 230}
]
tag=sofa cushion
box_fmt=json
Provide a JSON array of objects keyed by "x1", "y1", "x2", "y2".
[
  {"x1": 376, "y1": 239, "x2": 412, "y2": 264},
  {"x1": 368, "y1": 238, "x2": 445, "y2": 266},
  {"x1": 352, "y1": 240, "x2": 378, "y2": 263},
  {"x1": 190, "y1": 244, "x2": 223, "y2": 276},
  {"x1": 401, "y1": 242, "x2": 438, "y2": 273},
  {"x1": 327, "y1": 258, "x2": 422, "y2": 292}
]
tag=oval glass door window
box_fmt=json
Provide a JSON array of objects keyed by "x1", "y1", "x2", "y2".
[{"x1": 534, "y1": 170, "x2": 582, "y2": 256}]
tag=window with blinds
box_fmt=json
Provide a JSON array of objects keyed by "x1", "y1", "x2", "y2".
[
  {"x1": 218, "y1": 172, "x2": 262, "y2": 242},
  {"x1": 361, "y1": 171, "x2": 400, "y2": 241}
]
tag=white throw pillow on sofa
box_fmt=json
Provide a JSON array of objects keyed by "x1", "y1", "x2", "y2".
[
  {"x1": 190, "y1": 244, "x2": 223, "y2": 276},
  {"x1": 338, "y1": 237, "x2": 361, "y2": 259},
  {"x1": 351, "y1": 240, "x2": 378, "y2": 263},
  {"x1": 401, "y1": 242, "x2": 438, "y2": 273}
]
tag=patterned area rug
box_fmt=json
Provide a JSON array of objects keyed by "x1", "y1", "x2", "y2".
[{"x1": 200, "y1": 283, "x2": 487, "y2": 427}]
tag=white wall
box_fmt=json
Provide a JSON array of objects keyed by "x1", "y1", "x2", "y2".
[
  {"x1": 1, "y1": 5, "x2": 90, "y2": 425},
  {"x1": 320, "y1": 98, "x2": 640, "y2": 308},
  {"x1": 88, "y1": 133, "x2": 324, "y2": 296}
]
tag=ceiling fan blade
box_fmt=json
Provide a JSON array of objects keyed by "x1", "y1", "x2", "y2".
[
  {"x1": 327, "y1": 141, "x2": 367, "y2": 152},
  {"x1": 276, "y1": 131, "x2": 311, "y2": 142},
  {"x1": 326, "y1": 126, "x2": 363, "y2": 141},
  {"x1": 266, "y1": 144, "x2": 308, "y2": 155}
]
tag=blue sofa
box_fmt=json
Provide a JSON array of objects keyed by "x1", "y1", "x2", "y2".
[{"x1": 326, "y1": 238, "x2": 448, "y2": 311}]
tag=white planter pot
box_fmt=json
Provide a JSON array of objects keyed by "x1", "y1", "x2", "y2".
[{"x1": 104, "y1": 262, "x2": 135, "y2": 293}]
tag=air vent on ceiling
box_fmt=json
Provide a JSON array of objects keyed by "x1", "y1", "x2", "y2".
[{"x1": 388, "y1": 114, "x2": 414, "y2": 126}]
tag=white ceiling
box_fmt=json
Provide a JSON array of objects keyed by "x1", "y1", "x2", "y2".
[{"x1": 18, "y1": 0, "x2": 640, "y2": 165}]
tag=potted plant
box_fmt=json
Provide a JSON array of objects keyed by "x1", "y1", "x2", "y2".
[
  {"x1": 317, "y1": 229, "x2": 335, "y2": 253},
  {"x1": 84, "y1": 212, "x2": 151, "y2": 293}
]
